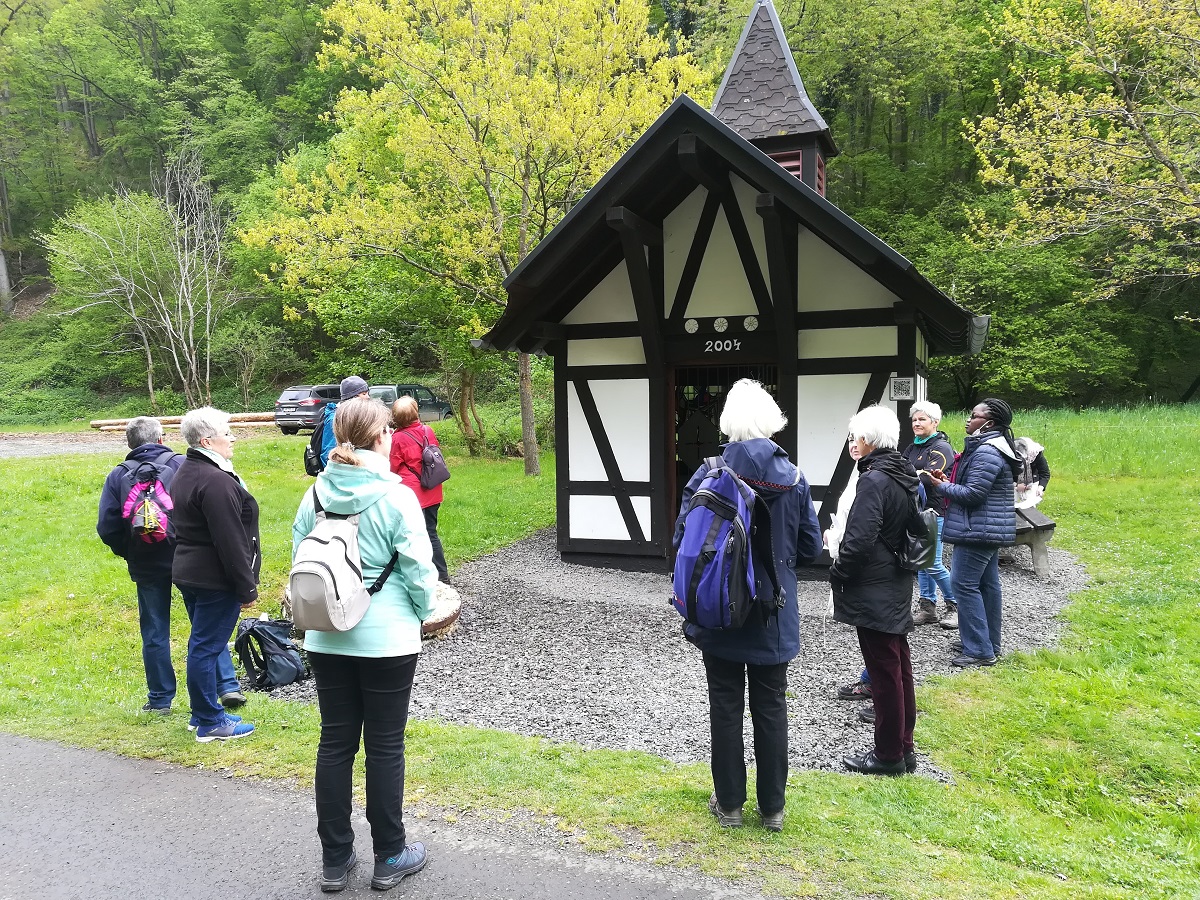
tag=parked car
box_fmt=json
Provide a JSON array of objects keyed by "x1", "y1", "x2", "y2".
[
  {"x1": 369, "y1": 383, "x2": 454, "y2": 422},
  {"x1": 274, "y1": 384, "x2": 341, "y2": 434}
]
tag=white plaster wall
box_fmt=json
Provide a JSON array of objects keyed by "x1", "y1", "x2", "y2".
[
  {"x1": 565, "y1": 379, "x2": 650, "y2": 483},
  {"x1": 794, "y1": 373, "x2": 870, "y2": 487},
  {"x1": 796, "y1": 230, "x2": 900, "y2": 312},
  {"x1": 730, "y1": 174, "x2": 769, "y2": 283},
  {"x1": 562, "y1": 260, "x2": 638, "y2": 324},
  {"x1": 797, "y1": 326, "x2": 897, "y2": 359},
  {"x1": 916, "y1": 373, "x2": 928, "y2": 403},
  {"x1": 566, "y1": 382, "x2": 606, "y2": 481},
  {"x1": 685, "y1": 207, "x2": 759, "y2": 319},
  {"x1": 566, "y1": 337, "x2": 645, "y2": 367},
  {"x1": 591, "y1": 380, "x2": 650, "y2": 481},
  {"x1": 569, "y1": 495, "x2": 653, "y2": 541},
  {"x1": 663, "y1": 186, "x2": 709, "y2": 316}
]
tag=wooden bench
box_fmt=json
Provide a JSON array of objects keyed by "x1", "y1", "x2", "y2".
[{"x1": 1012, "y1": 507, "x2": 1056, "y2": 577}]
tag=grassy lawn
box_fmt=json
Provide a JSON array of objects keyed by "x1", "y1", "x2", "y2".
[{"x1": 1, "y1": 408, "x2": 1197, "y2": 898}]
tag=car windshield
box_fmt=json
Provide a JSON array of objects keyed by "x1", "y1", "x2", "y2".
[
  {"x1": 370, "y1": 387, "x2": 397, "y2": 404},
  {"x1": 279, "y1": 389, "x2": 311, "y2": 401}
]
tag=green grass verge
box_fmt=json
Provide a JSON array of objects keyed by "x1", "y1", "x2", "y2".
[{"x1": 1, "y1": 409, "x2": 1197, "y2": 898}]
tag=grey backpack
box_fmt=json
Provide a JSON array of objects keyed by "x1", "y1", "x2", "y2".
[{"x1": 289, "y1": 488, "x2": 398, "y2": 631}]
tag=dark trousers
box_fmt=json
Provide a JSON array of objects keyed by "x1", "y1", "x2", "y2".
[
  {"x1": 309, "y1": 651, "x2": 419, "y2": 867},
  {"x1": 180, "y1": 587, "x2": 242, "y2": 728},
  {"x1": 856, "y1": 627, "x2": 916, "y2": 762},
  {"x1": 423, "y1": 503, "x2": 449, "y2": 583},
  {"x1": 702, "y1": 654, "x2": 789, "y2": 815}
]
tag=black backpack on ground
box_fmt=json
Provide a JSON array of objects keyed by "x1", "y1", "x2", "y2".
[{"x1": 234, "y1": 618, "x2": 307, "y2": 689}]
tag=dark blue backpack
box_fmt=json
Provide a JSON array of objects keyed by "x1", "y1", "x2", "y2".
[
  {"x1": 234, "y1": 618, "x2": 307, "y2": 689},
  {"x1": 672, "y1": 456, "x2": 783, "y2": 629}
]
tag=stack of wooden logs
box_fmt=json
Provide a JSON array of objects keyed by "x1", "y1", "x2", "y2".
[{"x1": 90, "y1": 412, "x2": 275, "y2": 432}]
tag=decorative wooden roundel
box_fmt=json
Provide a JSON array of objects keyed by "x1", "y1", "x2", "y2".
[
  {"x1": 685, "y1": 318, "x2": 699, "y2": 334},
  {"x1": 744, "y1": 315, "x2": 758, "y2": 332},
  {"x1": 713, "y1": 317, "x2": 728, "y2": 333}
]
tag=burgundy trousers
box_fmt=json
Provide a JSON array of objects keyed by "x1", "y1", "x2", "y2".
[{"x1": 856, "y1": 627, "x2": 916, "y2": 762}]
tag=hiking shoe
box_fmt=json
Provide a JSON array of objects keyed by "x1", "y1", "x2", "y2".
[
  {"x1": 857, "y1": 704, "x2": 876, "y2": 724},
  {"x1": 951, "y1": 653, "x2": 996, "y2": 668},
  {"x1": 321, "y1": 849, "x2": 356, "y2": 892},
  {"x1": 188, "y1": 713, "x2": 241, "y2": 732},
  {"x1": 950, "y1": 638, "x2": 964, "y2": 653},
  {"x1": 759, "y1": 808, "x2": 784, "y2": 832},
  {"x1": 708, "y1": 793, "x2": 743, "y2": 828},
  {"x1": 372, "y1": 842, "x2": 427, "y2": 890},
  {"x1": 905, "y1": 751, "x2": 918, "y2": 774},
  {"x1": 837, "y1": 680, "x2": 872, "y2": 701},
  {"x1": 219, "y1": 690, "x2": 247, "y2": 708},
  {"x1": 939, "y1": 603, "x2": 959, "y2": 630},
  {"x1": 140, "y1": 703, "x2": 171, "y2": 715},
  {"x1": 195, "y1": 715, "x2": 255, "y2": 742},
  {"x1": 912, "y1": 598, "x2": 939, "y2": 626}
]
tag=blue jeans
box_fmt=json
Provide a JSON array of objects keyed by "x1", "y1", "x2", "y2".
[
  {"x1": 182, "y1": 590, "x2": 240, "y2": 698},
  {"x1": 917, "y1": 517, "x2": 955, "y2": 604},
  {"x1": 949, "y1": 544, "x2": 1003, "y2": 659},
  {"x1": 181, "y1": 587, "x2": 243, "y2": 727},
  {"x1": 136, "y1": 578, "x2": 176, "y2": 708}
]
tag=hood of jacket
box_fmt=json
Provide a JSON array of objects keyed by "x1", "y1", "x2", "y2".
[
  {"x1": 1015, "y1": 436, "x2": 1044, "y2": 458},
  {"x1": 858, "y1": 446, "x2": 919, "y2": 497},
  {"x1": 125, "y1": 442, "x2": 178, "y2": 467},
  {"x1": 719, "y1": 438, "x2": 797, "y2": 496},
  {"x1": 315, "y1": 449, "x2": 403, "y2": 514}
]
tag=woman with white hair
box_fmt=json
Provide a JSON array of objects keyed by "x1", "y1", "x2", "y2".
[
  {"x1": 830, "y1": 405, "x2": 920, "y2": 776},
  {"x1": 902, "y1": 400, "x2": 958, "y2": 628},
  {"x1": 171, "y1": 407, "x2": 259, "y2": 742},
  {"x1": 674, "y1": 379, "x2": 821, "y2": 832}
]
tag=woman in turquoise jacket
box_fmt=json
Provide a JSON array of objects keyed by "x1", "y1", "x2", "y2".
[{"x1": 292, "y1": 398, "x2": 437, "y2": 893}]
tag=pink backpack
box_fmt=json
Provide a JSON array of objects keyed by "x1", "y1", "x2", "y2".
[{"x1": 120, "y1": 461, "x2": 176, "y2": 543}]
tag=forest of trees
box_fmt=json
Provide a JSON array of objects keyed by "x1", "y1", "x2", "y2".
[{"x1": 2, "y1": 0, "x2": 1198, "y2": 440}]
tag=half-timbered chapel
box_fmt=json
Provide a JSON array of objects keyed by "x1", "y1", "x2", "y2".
[{"x1": 480, "y1": 0, "x2": 990, "y2": 565}]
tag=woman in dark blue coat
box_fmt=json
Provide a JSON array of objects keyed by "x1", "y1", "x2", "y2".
[
  {"x1": 929, "y1": 398, "x2": 1020, "y2": 667},
  {"x1": 673, "y1": 379, "x2": 821, "y2": 832}
]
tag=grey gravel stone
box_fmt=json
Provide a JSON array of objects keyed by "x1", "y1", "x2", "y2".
[{"x1": 271, "y1": 529, "x2": 1087, "y2": 778}]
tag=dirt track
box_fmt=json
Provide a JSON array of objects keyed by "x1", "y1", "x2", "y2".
[{"x1": 0, "y1": 431, "x2": 129, "y2": 459}]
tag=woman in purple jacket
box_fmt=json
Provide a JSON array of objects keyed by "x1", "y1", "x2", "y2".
[{"x1": 674, "y1": 379, "x2": 821, "y2": 833}]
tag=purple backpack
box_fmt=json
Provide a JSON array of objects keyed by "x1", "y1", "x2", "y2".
[{"x1": 672, "y1": 456, "x2": 782, "y2": 629}]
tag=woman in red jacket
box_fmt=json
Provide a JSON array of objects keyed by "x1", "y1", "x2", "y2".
[{"x1": 389, "y1": 396, "x2": 450, "y2": 584}]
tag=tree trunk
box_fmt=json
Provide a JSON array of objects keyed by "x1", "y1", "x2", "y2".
[
  {"x1": 0, "y1": 247, "x2": 12, "y2": 315},
  {"x1": 456, "y1": 368, "x2": 484, "y2": 455},
  {"x1": 519, "y1": 351, "x2": 540, "y2": 475},
  {"x1": 143, "y1": 337, "x2": 158, "y2": 413}
]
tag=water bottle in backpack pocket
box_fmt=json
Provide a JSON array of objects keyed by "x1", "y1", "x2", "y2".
[
  {"x1": 672, "y1": 457, "x2": 782, "y2": 629},
  {"x1": 120, "y1": 459, "x2": 178, "y2": 544}
]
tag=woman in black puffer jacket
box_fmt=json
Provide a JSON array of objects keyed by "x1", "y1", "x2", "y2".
[{"x1": 830, "y1": 405, "x2": 920, "y2": 777}]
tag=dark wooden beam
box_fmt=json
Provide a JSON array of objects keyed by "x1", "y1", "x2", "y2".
[
  {"x1": 721, "y1": 190, "x2": 772, "y2": 320},
  {"x1": 668, "y1": 191, "x2": 721, "y2": 323},
  {"x1": 817, "y1": 371, "x2": 891, "y2": 534},
  {"x1": 606, "y1": 207, "x2": 662, "y2": 246},
  {"x1": 607, "y1": 211, "x2": 666, "y2": 371},
  {"x1": 677, "y1": 134, "x2": 728, "y2": 194},
  {"x1": 758, "y1": 193, "x2": 799, "y2": 459}
]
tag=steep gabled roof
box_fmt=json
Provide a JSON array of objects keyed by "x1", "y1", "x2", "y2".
[
  {"x1": 711, "y1": 0, "x2": 837, "y2": 156},
  {"x1": 483, "y1": 96, "x2": 986, "y2": 356}
]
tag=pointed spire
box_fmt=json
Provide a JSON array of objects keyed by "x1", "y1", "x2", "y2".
[{"x1": 711, "y1": 0, "x2": 836, "y2": 154}]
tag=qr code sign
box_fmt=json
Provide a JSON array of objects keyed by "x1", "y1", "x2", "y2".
[{"x1": 889, "y1": 377, "x2": 914, "y2": 401}]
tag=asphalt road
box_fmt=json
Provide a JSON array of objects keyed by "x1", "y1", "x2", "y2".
[{"x1": 0, "y1": 734, "x2": 767, "y2": 900}]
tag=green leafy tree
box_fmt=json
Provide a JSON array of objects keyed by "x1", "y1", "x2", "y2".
[{"x1": 246, "y1": 0, "x2": 711, "y2": 472}]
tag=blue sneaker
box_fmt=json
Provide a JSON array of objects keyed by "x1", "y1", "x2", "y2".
[
  {"x1": 195, "y1": 715, "x2": 254, "y2": 743},
  {"x1": 371, "y1": 842, "x2": 427, "y2": 890},
  {"x1": 188, "y1": 713, "x2": 241, "y2": 732}
]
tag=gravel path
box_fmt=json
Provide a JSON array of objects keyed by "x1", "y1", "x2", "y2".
[
  {"x1": 273, "y1": 528, "x2": 1087, "y2": 776},
  {"x1": 0, "y1": 431, "x2": 129, "y2": 458}
]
